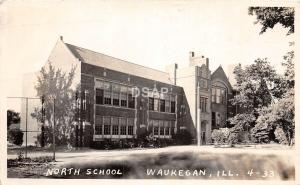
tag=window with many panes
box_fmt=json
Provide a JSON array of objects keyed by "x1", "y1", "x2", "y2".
[
  {"x1": 104, "y1": 125, "x2": 110, "y2": 135},
  {"x1": 159, "y1": 127, "x2": 164, "y2": 135},
  {"x1": 96, "y1": 89, "x2": 104, "y2": 105},
  {"x1": 147, "y1": 91, "x2": 176, "y2": 114},
  {"x1": 128, "y1": 93, "x2": 135, "y2": 108},
  {"x1": 127, "y1": 118, "x2": 134, "y2": 135},
  {"x1": 120, "y1": 126, "x2": 126, "y2": 135},
  {"x1": 112, "y1": 92, "x2": 119, "y2": 106},
  {"x1": 112, "y1": 125, "x2": 119, "y2": 135},
  {"x1": 103, "y1": 117, "x2": 111, "y2": 135},
  {"x1": 213, "y1": 87, "x2": 226, "y2": 104},
  {"x1": 95, "y1": 116, "x2": 103, "y2": 135},
  {"x1": 95, "y1": 80, "x2": 138, "y2": 109},
  {"x1": 165, "y1": 127, "x2": 170, "y2": 135},
  {"x1": 170, "y1": 95, "x2": 176, "y2": 113},
  {"x1": 112, "y1": 84, "x2": 120, "y2": 106},
  {"x1": 159, "y1": 93, "x2": 165, "y2": 112},
  {"x1": 149, "y1": 97, "x2": 154, "y2": 110},
  {"x1": 104, "y1": 91, "x2": 111, "y2": 105},
  {"x1": 112, "y1": 117, "x2": 119, "y2": 135},
  {"x1": 154, "y1": 98, "x2": 159, "y2": 111},
  {"x1": 120, "y1": 93, "x2": 127, "y2": 107},
  {"x1": 212, "y1": 112, "x2": 216, "y2": 127},
  {"x1": 212, "y1": 88, "x2": 216, "y2": 103},
  {"x1": 120, "y1": 117, "x2": 126, "y2": 135},
  {"x1": 216, "y1": 88, "x2": 221, "y2": 103},
  {"x1": 165, "y1": 95, "x2": 171, "y2": 113},
  {"x1": 128, "y1": 126, "x2": 134, "y2": 135},
  {"x1": 200, "y1": 96, "x2": 208, "y2": 112},
  {"x1": 199, "y1": 79, "x2": 208, "y2": 89},
  {"x1": 150, "y1": 119, "x2": 173, "y2": 136},
  {"x1": 154, "y1": 127, "x2": 159, "y2": 135},
  {"x1": 221, "y1": 89, "x2": 226, "y2": 104},
  {"x1": 160, "y1": 99, "x2": 165, "y2": 112}
]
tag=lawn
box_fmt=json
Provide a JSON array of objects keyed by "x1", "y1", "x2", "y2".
[{"x1": 7, "y1": 144, "x2": 295, "y2": 180}]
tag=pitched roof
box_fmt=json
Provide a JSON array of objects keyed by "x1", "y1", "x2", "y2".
[
  {"x1": 211, "y1": 65, "x2": 233, "y2": 91},
  {"x1": 65, "y1": 43, "x2": 172, "y2": 84}
]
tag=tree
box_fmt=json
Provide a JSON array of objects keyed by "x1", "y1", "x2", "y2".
[
  {"x1": 253, "y1": 88, "x2": 294, "y2": 145},
  {"x1": 8, "y1": 129, "x2": 24, "y2": 146},
  {"x1": 7, "y1": 110, "x2": 20, "y2": 129},
  {"x1": 231, "y1": 58, "x2": 276, "y2": 111},
  {"x1": 246, "y1": 6, "x2": 295, "y2": 145},
  {"x1": 31, "y1": 63, "x2": 77, "y2": 146},
  {"x1": 248, "y1": 7, "x2": 294, "y2": 35}
]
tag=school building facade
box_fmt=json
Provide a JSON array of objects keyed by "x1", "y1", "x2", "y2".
[{"x1": 21, "y1": 36, "x2": 236, "y2": 147}]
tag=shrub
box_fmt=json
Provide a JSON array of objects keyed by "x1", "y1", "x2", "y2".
[
  {"x1": 211, "y1": 128, "x2": 230, "y2": 144},
  {"x1": 8, "y1": 129, "x2": 24, "y2": 146},
  {"x1": 274, "y1": 126, "x2": 289, "y2": 145},
  {"x1": 173, "y1": 130, "x2": 192, "y2": 145}
]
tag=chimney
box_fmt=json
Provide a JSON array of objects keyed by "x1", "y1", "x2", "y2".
[
  {"x1": 189, "y1": 51, "x2": 195, "y2": 59},
  {"x1": 165, "y1": 63, "x2": 178, "y2": 85},
  {"x1": 206, "y1": 58, "x2": 209, "y2": 69}
]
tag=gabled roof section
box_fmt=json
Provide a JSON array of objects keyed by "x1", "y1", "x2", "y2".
[
  {"x1": 65, "y1": 43, "x2": 172, "y2": 84},
  {"x1": 211, "y1": 65, "x2": 233, "y2": 91}
]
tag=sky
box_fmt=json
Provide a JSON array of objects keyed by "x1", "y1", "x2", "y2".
[{"x1": 0, "y1": 0, "x2": 296, "y2": 111}]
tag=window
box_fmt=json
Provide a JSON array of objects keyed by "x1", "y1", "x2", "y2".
[
  {"x1": 111, "y1": 117, "x2": 119, "y2": 135},
  {"x1": 213, "y1": 87, "x2": 226, "y2": 104},
  {"x1": 212, "y1": 112, "x2": 216, "y2": 127},
  {"x1": 164, "y1": 121, "x2": 171, "y2": 135},
  {"x1": 216, "y1": 89, "x2": 221, "y2": 103},
  {"x1": 216, "y1": 113, "x2": 221, "y2": 126},
  {"x1": 95, "y1": 80, "x2": 104, "y2": 88},
  {"x1": 119, "y1": 117, "x2": 126, "y2": 135},
  {"x1": 199, "y1": 79, "x2": 208, "y2": 88},
  {"x1": 165, "y1": 127, "x2": 170, "y2": 135},
  {"x1": 160, "y1": 99, "x2": 165, "y2": 112},
  {"x1": 113, "y1": 92, "x2": 119, "y2": 106},
  {"x1": 127, "y1": 118, "x2": 134, "y2": 135},
  {"x1": 212, "y1": 88, "x2": 216, "y2": 103},
  {"x1": 154, "y1": 127, "x2": 159, "y2": 135},
  {"x1": 96, "y1": 89, "x2": 103, "y2": 105},
  {"x1": 95, "y1": 116, "x2": 103, "y2": 135},
  {"x1": 221, "y1": 89, "x2": 226, "y2": 104},
  {"x1": 103, "y1": 117, "x2": 111, "y2": 135},
  {"x1": 112, "y1": 125, "x2": 119, "y2": 135},
  {"x1": 128, "y1": 126, "x2": 134, "y2": 135},
  {"x1": 160, "y1": 126, "x2": 164, "y2": 135},
  {"x1": 120, "y1": 93, "x2": 127, "y2": 107},
  {"x1": 104, "y1": 125, "x2": 110, "y2": 135},
  {"x1": 120, "y1": 126, "x2": 126, "y2": 135},
  {"x1": 104, "y1": 91, "x2": 111, "y2": 105},
  {"x1": 128, "y1": 93, "x2": 135, "y2": 109},
  {"x1": 149, "y1": 97, "x2": 154, "y2": 110},
  {"x1": 171, "y1": 95, "x2": 176, "y2": 113},
  {"x1": 112, "y1": 84, "x2": 120, "y2": 92},
  {"x1": 200, "y1": 97, "x2": 208, "y2": 112},
  {"x1": 154, "y1": 98, "x2": 159, "y2": 111},
  {"x1": 152, "y1": 120, "x2": 159, "y2": 135},
  {"x1": 159, "y1": 120, "x2": 164, "y2": 135},
  {"x1": 165, "y1": 95, "x2": 171, "y2": 113}
]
